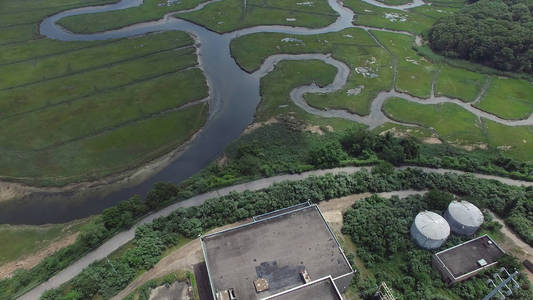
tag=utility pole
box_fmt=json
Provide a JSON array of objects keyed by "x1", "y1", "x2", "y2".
[
  {"x1": 483, "y1": 268, "x2": 520, "y2": 300},
  {"x1": 375, "y1": 282, "x2": 396, "y2": 300},
  {"x1": 106, "y1": 257, "x2": 118, "y2": 275}
]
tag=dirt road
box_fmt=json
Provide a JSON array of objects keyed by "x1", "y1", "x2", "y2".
[
  {"x1": 490, "y1": 212, "x2": 533, "y2": 283},
  {"x1": 111, "y1": 221, "x2": 246, "y2": 300}
]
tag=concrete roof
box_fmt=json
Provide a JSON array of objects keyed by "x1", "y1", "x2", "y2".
[
  {"x1": 201, "y1": 204, "x2": 352, "y2": 300},
  {"x1": 435, "y1": 235, "x2": 505, "y2": 279},
  {"x1": 413, "y1": 211, "x2": 450, "y2": 240},
  {"x1": 263, "y1": 276, "x2": 343, "y2": 300}
]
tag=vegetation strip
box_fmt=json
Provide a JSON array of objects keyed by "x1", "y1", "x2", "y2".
[
  {"x1": 34, "y1": 100, "x2": 207, "y2": 152},
  {"x1": 0, "y1": 66, "x2": 197, "y2": 122},
  {"x1": 0, "y1": 46, "x2": 194, "y2": 91},
  {"x1": 0, "y1": 39, "x2": 118, "y2": 66}
]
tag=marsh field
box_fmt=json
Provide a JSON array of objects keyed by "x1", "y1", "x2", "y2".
[
  {"x1": 2, "y1": 0, "x2": 533, "y2": 298},
  {"x1": 1, "y1": 0, "x2": 532, "y2": 188}
]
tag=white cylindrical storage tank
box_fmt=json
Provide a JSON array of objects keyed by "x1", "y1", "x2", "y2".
[
  {"x1": 444, "y1": 200, "x2": 484, "y2": 236},
  {"x1": 410, "y1": 211, "x2": 450, "y2": 249}
]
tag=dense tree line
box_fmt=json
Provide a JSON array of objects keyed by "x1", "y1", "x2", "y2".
[
  {"x1": 42, "y1": 167, "x2": 533, "y2": 299},
  {"x1": 429, "y1": 0, "x2": 533, "y2": 73},
  {"x1": 343, "y1": 193, "x2": 532, "y2": 299}
]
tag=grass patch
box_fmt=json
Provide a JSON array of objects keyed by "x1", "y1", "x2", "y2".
[
  {"x1": 485, "y1": 121, "x2": 533, "y2": 162},
  {"x1": 0, "y1": 0, "x2": 116, "y2": 43},
  {"x1": 371, "y1": 122, "x2": 436, "y2": 140},
  {"x1": 0, "y1": 38, "x2": 108, "y2": 65},
  {"x1": 256, "y1": 58, "x2": 363, "y2": 130},
  {"x1": 177, "y1": 0, "x2": 338, "y2": 33},
  {"x1": 435, "y1": 65, "x2": 488, "y2": 102},
  {"x1": 372, "y1": 30, "x2": 437, "y2": 98},
  {"x1": 57, "y1": 0, "x2": 208, "y2": 34},
  {"x1": 0, "y1": 0, "x2": 114, "y2": 11},
  {"x1": 108, "y1": 240, "x2": 136, "y2": 260},
  {"x1": 0, "y1": 31, "x2": 194, "y2": 89},
  {"x1": 0, "y1": 102, "x2": 208, "y2": 186},
  {"x1": 0, "y1": 48, "x2": 197, "y2": 120},
  {"x1": 0, "y1": 68, "x2": 205, "y2": 151},
  {"x1": 0, "y1": 29, "x2": 210, "y2": 185},
  {"x1": 344, "y1": 0, "x2": 443, "y2": 34},
  {"x1": 0, "y1": 24, "x2": 40, "y2": 45},
  {"x1": 379, "y1": 0, "x2": 414, "y2": 4},
  {"x1": 476, "y1": 77, "x2": 533, "y2": 120},
  {"x1": 231, "y1": 28, "x2": 394, "y2": 115},
  {"x1": 257, "y1": 59, "x2": 335, "y2": 120},
  {"x1": 0, "y1": 218, "x2": 92, "y2": 266},
  {"x1": 161, "y1": 235, "x2": 193, "y2": 257},
  {"x1": 383, "y1": 97, "x2": 487, "y2": 146}
]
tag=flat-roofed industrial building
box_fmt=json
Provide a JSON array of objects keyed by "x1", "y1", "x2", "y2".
[
  {"x1": 262, "y1": 276, "x2": 343, "y2": 300},
  {"x1": 201, "y1": 203, "x2": 354, "y2": 300},
  {"x1": 432, "y1": 235, "x2": 505, "y2": 284}
]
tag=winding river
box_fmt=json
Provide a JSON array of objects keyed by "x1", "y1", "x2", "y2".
[{"x1": 1, "y1": 0, "x2": 532, "y2": 225}]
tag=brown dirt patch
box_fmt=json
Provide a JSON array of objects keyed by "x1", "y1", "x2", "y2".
[
  {"x1": 490, "y1": 212, "x2": 533, "y2": 283},
  {"x1": 0, "y1": 182, "x2": 33, "y2": 203},
  {"x1": 0, "y1": 232, "x2": 79, "y2": 279},
  {"x1": 319, "y1": 193, "x2": 372, "y2": 232},
  {"x1": 242, "y1": 117, "x2": 279, "y2": 135},
  {"x1": 456, "y1": 143, "x2": 488, "y2": 151},
  {"x1": 423, "y1": 137, "x2": 442, "y2": 144},
  {"x1": 379, "y1": 127, "x2": 409, "y2": 138},
  {"x1": 415, "y1": 35, "x2": 423, "y2": 47},
  {"x1": 304, "y1": 124, "x2": 334, "y2": 135}
]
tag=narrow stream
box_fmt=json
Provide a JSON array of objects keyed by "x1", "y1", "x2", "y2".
[{"x1": 1, "y1": 0, "x2": 531, "y2": 224}]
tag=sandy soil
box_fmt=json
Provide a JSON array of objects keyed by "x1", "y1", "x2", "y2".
[
  {"x1": 423, "y1": 136, "x2": 442, "y2": 144},
  {"x1": 490, "y1": 212, "x2": 533, "y2": 283},
  {"x1": 459, "y1": 143, "x2": 489, "y2": 151},
  {"x1": 379, "y1": 127, "x2": 409, "y2": 138},
  {"x1": 0, "y1": 232, "x2": 79, "y2": 279},
  {"x1": 242, "y1": 117, "x2": 279, "y2": 135},
  {"x1": 0, "y1": 183, "x2": 33, "y2": 203},
  {"x1": 319, "y1": 193, "x2": 372, "y2": 232},
  {"x1": 304, "y1": 124, "x2": 334, "y2": 135},
  {"x1": 111, "y1": 221, "x2": 248, "y2": 300},
  {"x1": 415, "y1": 35, "x2": 423, "y2": 46}
]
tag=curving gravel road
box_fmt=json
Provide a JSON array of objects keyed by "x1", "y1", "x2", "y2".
[{"x1": 19, "y1": 165, "x2": 533, "y2": 299}]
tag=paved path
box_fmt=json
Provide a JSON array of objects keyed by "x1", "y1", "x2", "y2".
[{"x1": 19, "y1": 166, "x2": 533, "y2": 299}]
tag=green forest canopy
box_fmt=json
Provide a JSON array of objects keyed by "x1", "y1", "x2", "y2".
[{"x1": 428, "y1": 0, "x2": 533, "y2": 73}]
